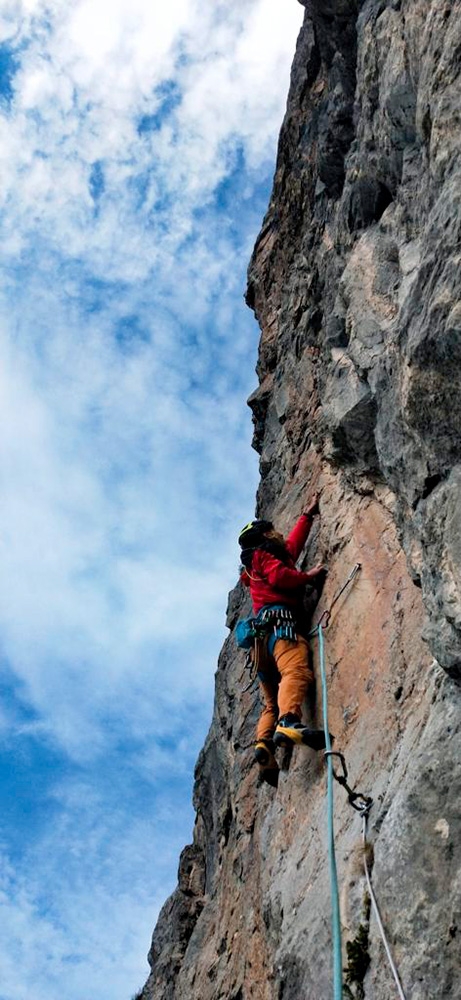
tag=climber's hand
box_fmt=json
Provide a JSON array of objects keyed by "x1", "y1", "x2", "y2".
[
  {"x1": 306, "y1": 563, "x2": 327, "y2": 580},
  {"x1": 303, "y1": 494, "x2": 319, "y2": 518}
]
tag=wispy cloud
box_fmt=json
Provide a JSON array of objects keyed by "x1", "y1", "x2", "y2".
[{"x1": 0, "y1": 1, "x2": 303, "y2": 996}]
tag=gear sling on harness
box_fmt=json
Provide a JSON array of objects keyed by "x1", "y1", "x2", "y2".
[
  {"x1": 236, "y1": 604, "x2": 297, "y2": 680},
  {"x1": 235, "y1": 605, "x2": 297, "y2": 650}
]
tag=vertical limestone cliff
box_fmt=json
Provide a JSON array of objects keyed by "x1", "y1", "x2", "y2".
[{"x1": 140, "y1": 2, "x2": 461, "y2": 997}]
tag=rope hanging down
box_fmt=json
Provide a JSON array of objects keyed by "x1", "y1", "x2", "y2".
[
  {"x1": 317, "y1": 622, "x2": 343, "y2": 1000},
  {"x1": 315, "y1": 563, "x2": 363, "y2": 999},
  {"x1": 362, "y1": 811, "x2": 407, "y2": 1000},
  {"x1": 316, "y1": 564, "x2": 407, "y2": 1000}
]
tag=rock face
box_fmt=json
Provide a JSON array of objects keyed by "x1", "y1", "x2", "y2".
[{"x1": 140, "y1": 2, "x2": 461, "y2": 998}]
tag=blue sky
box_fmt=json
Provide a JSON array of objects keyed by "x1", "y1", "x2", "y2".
[{"x1": 0, "y1": 2, "x2": 303, "y2": 998}]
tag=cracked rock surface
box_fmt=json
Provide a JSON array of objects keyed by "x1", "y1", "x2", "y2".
[{"x1": 139, "y1": 2, "x2": 461, "y2": 998}]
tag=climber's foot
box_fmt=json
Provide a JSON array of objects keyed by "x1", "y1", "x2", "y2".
[
  {"x1": 274, "y1": 714, "x2": 332, "y2": 751},
  {"x1": 254, "y1": 740, "x2": 279, "y2": 787},
  {"x1": 254, "y1": 739, "x2": 277, "y2": 769}
]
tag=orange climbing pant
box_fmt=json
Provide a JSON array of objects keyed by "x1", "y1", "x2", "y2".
[{"x1": 256, "y1": 635, "x2": 314, "y2": 742}]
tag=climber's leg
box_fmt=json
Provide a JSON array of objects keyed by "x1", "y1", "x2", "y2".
[
  {"x1": 256, "y1": 676, "x2": 278, "y2": 742},
  {"x1": 254, "y1": 677, "x2": 279, "y2": 785},
  {"x1": 273, "y1": 636, "x2": 313, "y2": 718},
  {"x1": 273, "y1": 637, "x2": 328, "y2": 751}
]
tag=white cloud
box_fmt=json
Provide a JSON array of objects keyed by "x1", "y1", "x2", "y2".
[
  {"x1": 0, "y1": 796, "x2": 188, "y2": 1000},
  {"x1": 0, "y1": 0, "x2": 301, "y2": 274},
  {"x1": 0, "y1": 0, "x2": 303, "y2": 996}
]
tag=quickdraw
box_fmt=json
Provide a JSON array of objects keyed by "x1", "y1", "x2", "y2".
[
  {"x1": 316, "y1": 562, "x2": 361, "y2": 630},
  {"x1": 324, "y1": 750, "x2": 373, "y2": 815}
]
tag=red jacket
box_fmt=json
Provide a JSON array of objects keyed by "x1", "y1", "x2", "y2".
[{"x1": 241, "y1": 513, "x2": 314, "y2": 614}]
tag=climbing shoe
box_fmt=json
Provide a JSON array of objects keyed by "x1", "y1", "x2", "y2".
[
  {"x1": 254, "y1": 740, "x2": 279, "y2": 788},
  {"x1": 273, "y1": 714, "x2": 330, "y2": 752},
  {"x1": 254, "y1": 739, "x2": 277, "y2": 769}
]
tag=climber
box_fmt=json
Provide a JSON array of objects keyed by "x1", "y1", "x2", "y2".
[{"x1": 239, "y1": 497, "x2": 327, "y2": 782}]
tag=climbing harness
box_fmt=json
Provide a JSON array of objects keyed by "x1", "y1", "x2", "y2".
[
  {"x1": 238, "y1": 605, "x2": 298, "y2": 690},
  {"x1": 315, "y1": 564, "x2": 407, "y2": 1000},
  {"x1": 236, "y1": 605, "x2": 297, "y2": 650},
  {"x1": 258, "y1": 605, "x2": 297, "y2": 642}
]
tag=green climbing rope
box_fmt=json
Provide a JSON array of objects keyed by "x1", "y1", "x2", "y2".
[
  {"x1": 317, "y1": 622, "x2": 343, "y2": 1000},
  {"x1": 315, "y1": 563, "x2": 407, "y2": 1000}
]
